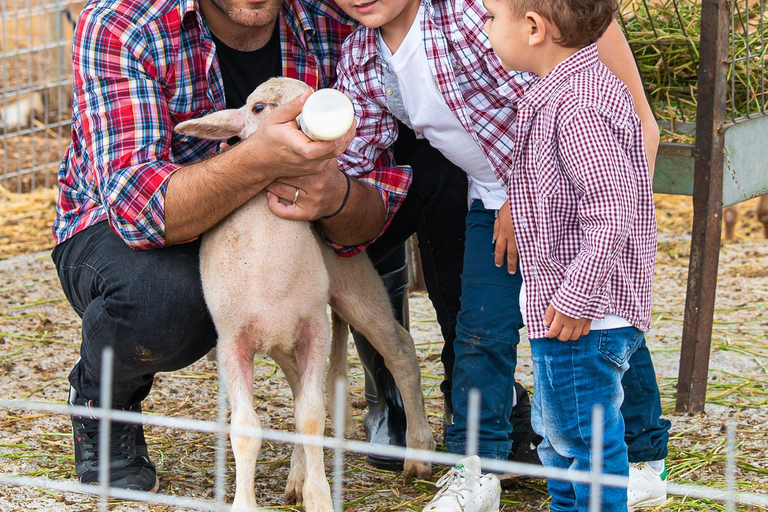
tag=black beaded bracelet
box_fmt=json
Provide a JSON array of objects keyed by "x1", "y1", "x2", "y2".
[{"x1": 322, "y1": 171, "x2": 351, "y2": 220}]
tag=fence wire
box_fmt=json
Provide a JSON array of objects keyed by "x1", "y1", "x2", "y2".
[
  {"x1": 0, "y1": 0, "x2": 77, "y2": 193},
  {"x1": 730, "y1": 0, "x2": 767, "y2": 123},
  {"x1": 0, "y1": 348, "x2": 765, "y2": 511},
  {"x1": 620, "y1": 0, "x2": 767, "y2": 144}
]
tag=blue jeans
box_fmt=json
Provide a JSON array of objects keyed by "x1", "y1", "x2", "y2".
[
  {"x1": 532, "y1": 327, "x2": 644, "y2": 512},
  {"x1": 622, "y1": 338, "x2": 670, "y2": 463},
  {"x1": 445, "y1": 202, "x2": 670, "y2": 465},
  {"x1": 445, "y1": 201, "x2": 524, "y2": 459}
]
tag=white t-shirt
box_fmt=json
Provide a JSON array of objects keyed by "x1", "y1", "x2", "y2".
[
  {"x1": 518, "y1": 284, "x2": 632, "y2": 332},
  {"x1": 377, "y1": 5, "x2": 507, "y2": 210}
]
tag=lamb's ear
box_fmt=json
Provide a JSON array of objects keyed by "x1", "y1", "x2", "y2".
[{"x1": 174, "y1": 108, "x2": 246, "y2": 140}]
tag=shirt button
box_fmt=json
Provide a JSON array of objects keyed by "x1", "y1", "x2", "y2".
[
  {"x1": 435, "y1": 80, "x2": 440, "y2": 91},
  {"x1": 385, "y1": 87, "x2": 394, "y2": 96}
]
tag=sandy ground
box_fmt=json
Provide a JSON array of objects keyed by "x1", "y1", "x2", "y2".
[{"x1": 0, "y1": 196, "x2": 767, "y2": 511}]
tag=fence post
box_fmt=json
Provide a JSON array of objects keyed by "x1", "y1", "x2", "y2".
[{"x1": 675, "y1": 0, "x2": 730, "y2": 413}]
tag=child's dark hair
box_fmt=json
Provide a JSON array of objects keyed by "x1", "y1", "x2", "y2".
[{"x1": 508, "y1": 0, "x2": 618, "y2": 48}]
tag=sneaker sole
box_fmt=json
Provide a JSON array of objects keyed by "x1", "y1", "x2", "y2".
[
  {"x1": 629, "y1": 494, "x2": 667, "y2": 510},
  {"x1": 81, "y1": 475, "x2": 159, "y2": 494}
]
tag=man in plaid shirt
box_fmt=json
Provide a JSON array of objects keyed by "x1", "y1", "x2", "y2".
[
  {"x1": 53, "y1": 0, "x2": 473, "y2": 492},
  {"x1": 484, "y1": 0, "x2": 659, "y2": 509}
]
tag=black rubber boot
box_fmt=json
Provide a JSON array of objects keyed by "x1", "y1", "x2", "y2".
[
  {"x1": 509, "y1": 382, "x2": 543, "y2": 465},
  {"x1": 352, "y1": 251, "x2": 410, "y2": 471}
]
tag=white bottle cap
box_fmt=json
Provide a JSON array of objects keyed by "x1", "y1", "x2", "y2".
[{"x1": 298, "y1": 88, "x2": 355, "y2": 141}]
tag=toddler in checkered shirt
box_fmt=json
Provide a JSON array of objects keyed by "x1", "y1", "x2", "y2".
[{"x1": 484, "y1": 0, "x2": 658, "y2": 510}]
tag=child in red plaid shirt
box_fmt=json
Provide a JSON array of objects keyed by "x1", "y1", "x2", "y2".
[{"x1": 484, "y1": 0, "x2": 658, "y2": 510}]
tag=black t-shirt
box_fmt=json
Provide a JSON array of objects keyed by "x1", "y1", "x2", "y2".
[{"x1": 212, "y1": 27, "x2": 282, "y2": 110}]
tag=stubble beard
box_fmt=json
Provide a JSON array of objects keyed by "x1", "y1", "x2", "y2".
[{"x1": 208, "y1": 0, "x2": 282, "y2": 29}]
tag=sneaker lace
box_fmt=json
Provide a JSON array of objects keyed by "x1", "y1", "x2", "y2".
[
  {"x1": 77, "y1": 417, "x2": 138, "y2": 460},
  {"x1": 433, "y1": 467, "x2": 484, "y2": 502}
]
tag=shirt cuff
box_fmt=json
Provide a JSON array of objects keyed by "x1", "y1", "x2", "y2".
[{"x1": 550, "y1": 280, "x2": 609, "y2": 321}]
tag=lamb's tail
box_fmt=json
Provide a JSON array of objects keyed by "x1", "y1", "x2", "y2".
[{"x1": 327, "y1": 310, "x2": 352, "y2": 433}]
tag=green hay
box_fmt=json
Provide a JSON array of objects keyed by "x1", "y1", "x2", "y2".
[{"x1": 621, "y1": 0, "x2": 767, "y2": 142}]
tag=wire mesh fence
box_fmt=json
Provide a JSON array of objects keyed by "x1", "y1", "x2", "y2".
[
  {"x1": 0, "y1": 0, "x2": 78, "y2": 193},
  {"x1": 0, "y1": 347, "x2": 766, "y2": 512}
]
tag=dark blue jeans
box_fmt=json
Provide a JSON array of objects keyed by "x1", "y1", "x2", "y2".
[
  {"x1": 445, "y1": 201, "x2": 669, "y2": 463},
  {"x1": 51, "y1": 222, "x2": 218, "y2": 407},
  {"x1": 446, "y1": 201, "x2": 524, "y2": 459}
]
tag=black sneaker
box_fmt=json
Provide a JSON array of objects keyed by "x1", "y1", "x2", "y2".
[
  {"x1": 68, "y1": 388, "x2": 159, "y2": 492},
  {"x1": 509, "y1": 382, "x2": 543, "y2": 465}
]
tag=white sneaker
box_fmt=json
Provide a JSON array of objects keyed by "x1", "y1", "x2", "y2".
[
  {"x1": 422, "y1": 455, "x2": 500, "y2": 512},
  {"x1": 628, "y1": 460, "x2": 667, "y2": 509}
]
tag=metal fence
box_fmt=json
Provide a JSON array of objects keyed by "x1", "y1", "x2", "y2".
[
  {"x1": 0, "y1": 0, "x2": 77, "y2": 193},
  {"x1": 0, "y1": 348, "x2": 766, "y2": 511}
]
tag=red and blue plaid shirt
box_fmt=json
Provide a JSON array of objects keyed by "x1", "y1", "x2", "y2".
[
  {"x1": 54, "y1": 0, "x2": 411, "y2": 255},
  {"x1": 334, "y1": 0, "x2": 532, "y2": 183},
  {"x1": 508, "y1": 45, "x2": 657, "y2": 339}
]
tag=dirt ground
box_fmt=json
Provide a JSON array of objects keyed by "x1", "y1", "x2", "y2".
[{"x1": 0, "y1": 195, "x2": 767, "y2": 511}]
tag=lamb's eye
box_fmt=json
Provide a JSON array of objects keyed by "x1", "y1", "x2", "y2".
[{"x1": 252, "y1": 103, "x2": 266, "y2": 113}]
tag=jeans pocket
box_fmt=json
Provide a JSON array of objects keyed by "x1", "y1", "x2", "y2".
[{"x1": 597, "y1": 327, "x2": 643, "y2": 370}]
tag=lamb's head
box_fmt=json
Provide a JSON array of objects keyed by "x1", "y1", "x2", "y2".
[{"x1": 174, "y1": 77, "x2": 311, "y2": 140}]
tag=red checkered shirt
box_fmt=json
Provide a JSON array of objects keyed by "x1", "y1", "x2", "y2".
[
  {"x1": 54, "y1": 0, "x2": 410, "y2": 255},
  {"x1": 334, "y1": 0, "x2": 532, "y2": 182},
  {"x1": 507, "y1": 44, "x2": 657, "y2": 340}
]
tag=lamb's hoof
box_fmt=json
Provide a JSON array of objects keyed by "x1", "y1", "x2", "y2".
[
  {"x1": 284, "y1": 482, "x2": 303, "y2": 505},
  {"x1": 302, "y1": 493, "x2": 334, "y2": 512},
  {"x1": 403, "y1": 460, "x2": 432, "y2": 483}
]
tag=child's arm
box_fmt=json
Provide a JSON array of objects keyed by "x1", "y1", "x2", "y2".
[
  {"x1": 334, "y1": 49, "x2": 400, "y2": 178},
  {"x1": 493, "y1": 200, "x2": 518, "y2": 274},
  {"x1": 549, "y1": 107, "x2": 641, "y2": 331},
  {"x1": 319, "y1": 35, "x2": 411, "y2": 252},
  {"x1": 596, "y1": 20, "x2": 660, "y2": 176}
]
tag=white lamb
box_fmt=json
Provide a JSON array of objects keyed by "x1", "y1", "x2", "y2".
[{"x1": 175, "y1": 77, "x2": 435, "y2": 512}]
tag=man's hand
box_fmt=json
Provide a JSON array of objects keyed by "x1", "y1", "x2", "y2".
[
  {"x1": 263, "y1": 117, "x2": 356, "y2": 221},
  {"x1": 265, "y1": 162, "x2": 349, "y2": 221},
  {"x1": 544, "y1": 305, "x2": 592, "y2": 341},
  {"x1": 241, "y1": 90, "x2": 356, "y2": 179},
  {"x1": 493, "y1": 201, "x2": 518, "y2": 274}
]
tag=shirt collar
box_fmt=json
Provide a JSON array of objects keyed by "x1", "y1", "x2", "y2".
[
  {"x1": 284, "y1": 0, "x2": 316, "y2": 43},
  {"x1": 180, "y1": 0, "x2": 201, "y2": 30},
  {"x1": 519, "y1": 43, "x2": 599, "y2": 112}
]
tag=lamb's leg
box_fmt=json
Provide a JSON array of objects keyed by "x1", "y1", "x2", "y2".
[
  {"x1": 269, "y1": 347, "x2": 306, "y2": 506},
  {"x1": 326, "y1": 311, "x2": 352, "y2": 434},
  {"x1": 329, "y1": 256, "x2": 435, "y2": 483},
  {"x1": 218, "y1": 341, "x2": 260, "y2": 512},
  {"x1": 294, "y1": 319, "x2": 334, "y2": 512}
]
